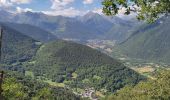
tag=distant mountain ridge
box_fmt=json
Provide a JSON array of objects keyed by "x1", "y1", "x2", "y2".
[
  {"x1": 2, "y1": 22, "x2": 57, "y2": 42},
  {"x1": 79, "y1": 11, "x2": 113, "y2": 35},
  {"x1": 0, "y1": 10, "x2": 142, "y2": 42}
]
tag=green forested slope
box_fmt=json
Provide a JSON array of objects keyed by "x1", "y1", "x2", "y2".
[
  {"x1": 114, "y1": 16, "x2": 170, "y2": 64},
  {"x1": 28, "y1": 40, "x2": 144, "y2": 92},
  {"x1": 105, "y1": 70, "x2": 170, "y2": 100},
  {"x1": 0, "y1": 25, "x2": 41, "y2": 64}
]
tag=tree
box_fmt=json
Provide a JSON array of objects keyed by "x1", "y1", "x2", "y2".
[
  {"x1": 102, "y1": 0, "x2": 170, "y2": 22},
  {"x1": 2, "y1": 78, "x2": 27, "y2": 100},
  {"x1": 32, "y1": 88, "x2": 54, "y2": 100}
]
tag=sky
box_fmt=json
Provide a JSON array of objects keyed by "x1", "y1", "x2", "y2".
[{"x1": 0, "y1": 0, "x2": 104, "y2": 17}]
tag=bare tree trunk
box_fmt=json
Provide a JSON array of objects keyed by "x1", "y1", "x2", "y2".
[
  {"x1": 0, "y1": 27, "x2": 4, "y2": 99},
  {"x1": 0, "y1": 27, "x2": 3, "y2": 59},
  {"x1": 0, "y1": 71, "x2": 4, "y2": 98}
]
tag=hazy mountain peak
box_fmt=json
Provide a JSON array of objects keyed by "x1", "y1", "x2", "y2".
[
  {"x1": 22, "y1": 11, "x2": 45, "y2": 17},
  {"x1": 85, "y1": 11, "x2": 100, "y2": 16},
  {"x1": 80, "y1": 11, "x2": 107, "y2": 23}
]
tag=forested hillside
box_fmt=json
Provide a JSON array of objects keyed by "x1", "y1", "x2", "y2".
[
  {"x1": 0, "y1": 25, "x2": 83, "y2": 99},
  {"x1": 0, "y1": 24, "x2": 41, "y2": 64},
  {"x1": 26, "y1": 40, "x2": 144, "y2": 92},
  {"x1": 113, "y1": 16, "x2": 170, "y2": 64}
]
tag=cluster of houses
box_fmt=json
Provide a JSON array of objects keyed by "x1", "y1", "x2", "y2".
[{"x1": 76, "y1": 88, "x2": 98, "y2": 100}]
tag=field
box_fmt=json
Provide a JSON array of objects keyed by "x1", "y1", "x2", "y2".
[
  {"x1": 25, "y1": 71, "x2": 34, "y2": 79},
  {"x1": 132, "y1": 66, "x2": 155, "y2": 74},
  {"x1": 43, "y1": 80, "x2": 65, "y2": 87}
]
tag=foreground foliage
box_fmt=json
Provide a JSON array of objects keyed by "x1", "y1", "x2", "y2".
[
  {"x1": 105, "y1": 70, "x2": 170, "y2": 100},
  {"x1": 1, "y1": 72, "x2": 82, "y2": 100},
  {"x1": 102, "y1": 0, "x2": 170, "y2": 22}
]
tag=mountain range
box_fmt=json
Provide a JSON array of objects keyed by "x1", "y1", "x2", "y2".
[
  {"x1": 0, "y1": 10, "x2": 142, "y2": 42},
  {"x1": 1, "y1": 9, "x2": 169, "y2": 66}
]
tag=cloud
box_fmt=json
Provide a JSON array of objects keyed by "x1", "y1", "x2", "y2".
[
  {"x1": 46, "y1": 0, "x2": 82, "y2": 17},
  {"x1": 83, "y1": 0, "x2": 93, "y2": 4},
  {"x1": 51, "y1": 0, "x2": 75, "y2": 10},
  {"x1": 11, "y1": 0, "x2": 31, "y2": 4},
  {"x1": 0, "y1": 0, "x2": 12, "y2": 7},
  {"x1": 16, "y1": 6, "x2": 32, "y2": 13},
  {"x1": 43, "y1": 7, "x2": 83, "y2": 17},
  {"x1": 92, "y1": 8, "x2": 102, "y2": 14},
  {"x1": 115, "y1": 6, "x2": 138, "y2": 19},
  {"x1": 0, "y1": 0, "x2": 31, "y2": 7}
]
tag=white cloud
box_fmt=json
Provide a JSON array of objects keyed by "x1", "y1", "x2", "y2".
[
  {"x1": 0, "y1": 0, "x2": 31, "y2": 7},
  {"x1": 92, "y1": 8, "x2": 102, "y2": 14},
  {"x1": 43, "y1": 7, "x2": 83, "y2": 17},
  {"x1": 16, "y1": 6, "x2": 32, "y2": 13},
  {"x1": 47, "y1": 0, "x2": 82, "y2": 17},
  {"x1": 0, "y1": 0, "x2": 12, "y2": 7},
  {"x1": 51, "y1": 0, "x2": 75, "y2": 10},
  {"x1": 116, "y1": 13, "x2": 137, "y2": 20},
  {"x1": 11, "y1": 0, "x2": 31, "y2": 4},
  {"x1": 115, "y1": 6, "x2": 138, "y2": 19},
  {"x1": 83, "y1": 0, "x2": 93, "y2": 4}
]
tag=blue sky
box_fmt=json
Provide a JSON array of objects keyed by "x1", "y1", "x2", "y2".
[{"x1": 0, "y1": 0, "x2": 103, "y2": 17}]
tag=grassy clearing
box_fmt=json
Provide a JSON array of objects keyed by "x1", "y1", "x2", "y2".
[
  {"x1": 63, "y1": 80, "x2": 71, "y2": 84},
  {"x1": 28, "y1": 61, "x2": 36, "y2": 64},
  {"x1": 73, "y1": 88, "x2": 85, "y2": 94},
  {"x1": 72, "y1": 72, "x2": 78, "y2": 79},
  {"x1": 25, "y1": 71, "x2": 34, "y2": 79},
  {"x1": 96, "y1": 91, "x2": 105, "y2": 98},
  {"x1": 33, "y1": 76, "x2": 65, "y2": 88},
  {"x1": 35, "y1": 42, "x2": 42, "y2": 45},
  {"x1": 93, "y1": 75, "x2": 101, "y2": 80},
  {"x1": 44, "y1": 80, "x2": 65, "y2": 87},
  {"x1": 132, "y1": 66, "x2": 155, "y2": 74},
  {"x1": 39, "y1": 45, "x2": 45, "y2": 51},
  {"x1": 82, "y1": 79, "x2": 90, "y2": 83},
  {"x1": 132, "y1": 66, "x2": 157, "y2": 80}
]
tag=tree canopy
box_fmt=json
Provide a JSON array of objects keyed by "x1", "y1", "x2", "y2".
[
  {"x1": 102, "y1": 0, "x2": 170, "y2": 22},
  {"x1": 105, "y1": 70, "x2": 170, "y2": 100}
]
